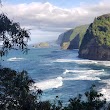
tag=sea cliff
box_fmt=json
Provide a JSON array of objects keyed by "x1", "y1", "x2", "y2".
[
  {"x1": 79, "y1": 14, "x2": 110, "y2": 60},
  {"x1": 57, "y1": 25, "x2": 89, "y2": 49}
]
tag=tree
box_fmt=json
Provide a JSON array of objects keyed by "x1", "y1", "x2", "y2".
[
  {"x1": 0, "y1": 14, "x2": 30, "y2": 57},
  {"x1": 0, "y1": 13, "x2": 38, "y2": 110},
  {"x1": 64, "y1": 85, "x2": 106, "y2": 110},
  {"x1": 0, "y1": 68, "x2": 39, "y2": 110}
]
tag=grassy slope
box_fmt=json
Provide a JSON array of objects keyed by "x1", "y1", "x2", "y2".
[{"x1": 70, "y1": 25, "x2": 89, "y2": 46}]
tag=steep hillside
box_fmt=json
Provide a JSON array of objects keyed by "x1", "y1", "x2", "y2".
[
  {"x1": 57, "y1": 25, "x2": 89, "y2": 49},
  {"x1": 79, "y1": 14, "x2": 110, "y2": 60},
  {"x1": 57, "y1": 29, "x2": 73, "y2": 47}
]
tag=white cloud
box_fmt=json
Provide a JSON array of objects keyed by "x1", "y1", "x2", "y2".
[{"x1": 1, "y1": 0, "x2": 110, "y2": 43}]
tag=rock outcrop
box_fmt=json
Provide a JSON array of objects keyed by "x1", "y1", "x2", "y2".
[
  {"x1": 79, "y1": 14, "x2": 110, "y2": 60},
  {"x1": 57, "y1": 25, "x2": 89, "y2": 50},
  {"x1": 33, "y1": 42, "x2": 49, "y2": 48}
]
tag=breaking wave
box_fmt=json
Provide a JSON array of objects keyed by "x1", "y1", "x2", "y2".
[
  {"x1": 54, "y1": 59, "x2": 110, "y2": 67},
  {"x1": 7, "y1": 57, "x2": 25, "y2": 61},
  {"x1": 54, "y1": 59, "x2": 98, "y2": 64},
  {"x1": 63, "y1": 69, "x2": 104, "y2": 75},
  {"x1": 99, "y1": 79, "x2": 110, "y2": 101},
  {"x1": 64, "y1": 76, "x2": 101, "y2": 81},
  {"x1": 30, "y1": 76, "x2": 63, "y2": 91},
  {"x1": 63, "y1": 69, "x2": 105, "y2": 81}
]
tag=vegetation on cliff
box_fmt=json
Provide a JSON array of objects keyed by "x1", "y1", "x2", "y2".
[
  {"x1": 92, "y1": 14, "x2": 110, "y2": 46},
  {"x1": 70, "y1": 25, "x2": 89, "y2": 46},
  {"x1": 57, "y1": 25, "x2": 89, "y2": 50},
  {"x1": 79, "y1": 14, "x2": 110, "y2": 60}
]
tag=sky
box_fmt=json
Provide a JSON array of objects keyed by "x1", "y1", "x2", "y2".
[{"x1": 1, "y1": 0, "x2": 110, "y2": 44}]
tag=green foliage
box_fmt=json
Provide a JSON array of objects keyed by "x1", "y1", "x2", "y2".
[
  {"x1": 70, "y1": 25, "x2": 89, "y2": 46},
  {"x1": 64, "y1": 85, "x2": 106, "y2": 110},
  {"x1": 84, "y1": 85, "x2": 106, "y2": 110},
  {"x1": 59, "y1": 25, "x2": 89, "y2": 49},
  {"x1": 80, "y1": 14, "x2": 110, "y2": 50},
  {"x1": 0, "y1": 14, "x2": 30, "y2": 57},
  {"x1": 79, "y1": 23, "x2": 94, "y2": 51},
  {"x1": 92, "y1": 15, "x2": 110, "y2": 46},
  {"x1": 0, "y1": 68, "x2": 39, "y2": 110},
  {"x1": 51, "y1": 96, "x2": 63, "y2": 110},
  {"x1": 0, "y1": 68, "x2": 63, "y2": 110},
  {"x1": 0, "y1": 68, "x2": 108, "y2": 110}
]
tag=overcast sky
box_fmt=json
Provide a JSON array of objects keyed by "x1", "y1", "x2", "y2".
[{"x1": 1, "y1": 0, "x2": 110, "y2": 44}]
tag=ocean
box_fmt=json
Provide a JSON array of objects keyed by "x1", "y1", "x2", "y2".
[{"x1": 1, "y1": 46, "x2": 110, "y2": 103}]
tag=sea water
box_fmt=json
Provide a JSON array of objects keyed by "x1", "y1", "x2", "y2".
[{"x1": 1, "y1": 46, "x2": 110, "y2": 103}]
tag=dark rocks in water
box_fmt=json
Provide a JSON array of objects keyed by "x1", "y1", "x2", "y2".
[{"x1": 79, "y1": 13, "x2": 110, "y2": 60}]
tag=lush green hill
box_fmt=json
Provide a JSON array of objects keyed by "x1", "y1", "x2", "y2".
[
  {"x1": 79, "y1": 13, "x2": 110, "y2": 60},
  {"x1": 57, "y1": 25, "x2": 89, "y2": 49},
  {"x1": 70, "y1": 25, "x2": 89, "y2": 45}
]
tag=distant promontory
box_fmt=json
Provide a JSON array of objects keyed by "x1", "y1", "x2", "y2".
[{"x1": 33, "y1": 42, "x2": 49, "y2": 48}]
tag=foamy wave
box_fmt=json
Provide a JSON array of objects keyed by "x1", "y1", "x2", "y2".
[
  {"x1": 64, "y1": 76, "x2": 101, "y2": 81},
  {"x1": 55, "y1": 59, "x2": 76, "y2": 63},
  {"x1": 54, "y1": 59, "x2": 99, "y2": 66},
  {"x1": 63, "y1": 69, "x2": 104, "y2": 81},
  {"x1": 54, "y1": 59, "x2": 98, "y2": 64},
  {"x1": 30, "y1": 77, "x2": 63, "y2": 90},
  {"x1": 54, "y1": 59, "x2": 110, "y2": 67},
  {"x1": 63, "y1": 69, "x2": 104, "y2": 75},
  {"x1": 96, "y1": 61, "x2": 110, "y2": 67},
  {"x1": 7, "y1": 57, "x2": 25, "y2": 61},
  {"x1": 99, "y1": 79, "x2": 110, "y2": 101},
  {"x1": 63, "y1": 69, "x2": 70, "y2": 75}
]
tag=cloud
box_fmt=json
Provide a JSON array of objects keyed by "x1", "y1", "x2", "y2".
[{"x1": 1, "y1": 0, "x2": 110, "y2": 43}]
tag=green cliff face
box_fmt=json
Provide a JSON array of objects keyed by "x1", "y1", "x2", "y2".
[
  {"x1": 79, "y1": 14, "x2": 110, "y2": 60},
  {"x1": 70, "y1": 25, "x2": 89, "y2": 46},
  {"x1": 57, "y1": 25, "x2": 89, "y2": 50}
]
